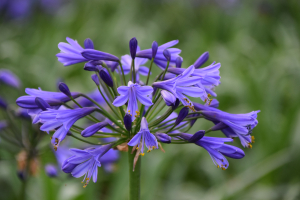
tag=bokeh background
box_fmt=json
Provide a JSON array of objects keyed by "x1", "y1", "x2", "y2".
[{"x1": 1, "y1": 0, "x2": 300, "y2": 199}]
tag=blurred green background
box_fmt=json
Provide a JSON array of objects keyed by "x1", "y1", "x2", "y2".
[{"x1": 1, "y1": 0, "x2": 300, "y2": 199}]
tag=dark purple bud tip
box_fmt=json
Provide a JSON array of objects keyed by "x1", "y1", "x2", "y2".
[
  {"x1": 81, "y1": 122, "x2": 108, "y2": 137},
  {"x1": 0, "y1": 97, "x2": 7, "y2": 109},
  {"x1": 194, "y1": 51, "x2": 209, "y2": 69},
  {"x1": 176, "y1": 57, "x2": 183, "y2": 68},
  {"x1": 91, "y1": 74, "x2": 100, "y2": 86},
  {"x1": 188, "y1": 130, "x2": 205, "y2": 143},
  {"x1": 84, "y1": 38, "x2": 94, "y2": 49},
  {"x1": 129, "y1": 37, "x2": 138, "y2": 59},
  {"x1": 58, "y1": 82, "x2": 71, "y2": 98},
  {"x1": 163, "y1": 49, "x2": 171, "y2": 61},
  {"x1": 35, "y1": 97, "x2": 50, "y2": 111},
  {"x1": 210, "y1": 122, "x2": 228, "y2": 131},
  {"x1": 155, "y1": 133, "x2": 171, "y2": 143},
  {"x1": 152, "y1": 41, "x2": 158, "y2": 59},
  {"x1": 175, "y1": 107, "x2": 189, "y2": 125},
  {"x1": 84, "y1": 61, "x2": 102, "y2": 72},
  {"x1": 172, "y1": 99, "x2": 180, "y2": 110},
  {"x1": 61, "y1": 159, "x2": 77, "y2": 173},
  {"x1": 99, "y1": 70, "x2": 113, "y2": 88},
  {"x1": 124, "y1": 113, "x2": 132, "y2": 131}
]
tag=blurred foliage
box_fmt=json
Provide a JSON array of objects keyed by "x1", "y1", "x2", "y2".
[{"x1": 1, "y1": 0, "x2": 300, "y2": 199}]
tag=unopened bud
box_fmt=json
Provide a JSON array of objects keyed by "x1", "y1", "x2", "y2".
[
  {"x1": 188, "y1": 130, "x2": 205, "y2": 143},
  {"x1": 124, "y1": 113, "x2": 132, "y2": 131},
  {"x1": 175, "y1": 107, "x2": 189, "y2": 125},
  {"x1": 155, "y1": 133, "x2": 171, "y2": 143},
  {"x1": 152, "y1": 41, "x2": 158, "y2": 59},
  {"x1": 176, "y1": 57, "x2": 183, "y2": 68},
  {"x1": 35, "y1": 97, "x2": 50, "y2": 111},
  {"x1": 99, "y1": 70, "x2": 113, "y2": 87},
  {"x1": 163, "y1": 49, "x2": 171, "y2": 61},
  {"x1": 58, "y1": 82, "x2": 71, "y2": 98},
  {"x1": 84, "y1": 38, "x2": 94, "y2": 49},
  {"x1": 194, "y1": 52, "x2": 209, "y2": 69},
  {"x1": 91, "y1": 74, "x2": 100, "y2": 86},
  {"x1": 129, "y1": 37, "x2": 138, "y2": 59}
]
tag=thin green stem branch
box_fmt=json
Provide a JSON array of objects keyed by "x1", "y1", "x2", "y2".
[{"x1": 145, "y1": 58, "x2": 154, "y2": 85}]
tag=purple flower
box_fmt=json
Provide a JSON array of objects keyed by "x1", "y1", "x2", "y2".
[
  {"x1": 120, "y1": 46, "x2": 149, "y2": 80},
  {"x1": 45, "y1": 164, "x2": 58, "y2": 177},
  {"x1": 39, "y1": 107, "x2": 96, "y2": 149},
  {"x1": 76, "y1": 89, "x2": 107, "y2": 108},
  {"x1": 0, "y1": 97, "x2": 7, "y2": 109},
  {"x1": 193, "y1": 52, "x2": 209, "y2": 69},
  {"x1": 194, "y1": 102, "x2": 260, "y2": 148},
  {"x1": 168, "y1": 62, "x2": 221, "y2": 101},
  {"x1": 180, "y1": 133, "x2": 245, "y2": 169},
  {"x1": 81, "y1": 120, "x2": 109, "y2": 137},
  {"x1": 136, "y1": 40, "x2": 182, "y2": 70},
  {"x1": 16, "y1": 88, "x2": 80, "y2": 109},
  {"x1": 81, "y1": 49, "x2": 119, "y2": 62},
  {"x1": 129, "y1": 37, "x2": 138, "y2": 59},
  {"x1": 0, "y1": 69, "x2": 20, "y2": 88},
  {"x1": 113, "y1": 81, "x2": 153, "y2": 121},
  {"x1": 56, "y1": 37, "x2": 93, "y2": 66},
  {"x1": 155, "y1": 133, "x2": 171, "y2": 143},
  {"x1": 153, "y1": 65, "x2": 206, "y2": 110},
  {"x1": 128, "y1": 117, "x2": 158, "y2": 155},
  {"x1": 62, "y1": 144, "x2": 113, "y2": 187}
]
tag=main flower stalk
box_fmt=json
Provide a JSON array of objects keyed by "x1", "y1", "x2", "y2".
[{"x1": 128, "y1": 146, "x2": 141, "y2": 200}]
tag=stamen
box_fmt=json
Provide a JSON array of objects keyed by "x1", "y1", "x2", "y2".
[
  {"x1": 140, "y1": 153, "x2": 145, "y2": 156},
  {"x1": 217, "y1": 165, "x2": 220, "y2": 168},
  {"x1": 248, "y1": 143, "x2": 252, "y2": 149},
  {"x1": 251, "y1": 136, "x2": 255, "y2": 143}
]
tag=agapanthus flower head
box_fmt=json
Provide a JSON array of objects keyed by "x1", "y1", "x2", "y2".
[
  {"x1": 56, "y1": 37, "x2": 93, "y2": 66},
  {"x1": 153, "y1": 65, "x2": 206, "y2": 110},
  {"x1": 113, "y1": 81, "x2": 153, "y2": 121},
  {"x1": 62, "y1": 144, "x2": 113, "y2": 187},
  {"x1": 128, "y1": 117, "x2": 158, "y2": 155},
  {"x1": 0, "y1": 69, "x2": 20, "y2": 88}
]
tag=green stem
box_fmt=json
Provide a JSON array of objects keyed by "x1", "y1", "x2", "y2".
[
  {"x1": 128, "y1": 146, "x2": 141, "y2": 200},
  {"x1": 145, "y1": 58, "x2": 154, "y2": 85},
  {"x1": 132, "y1": 59, "x2": 136, "y2": 83},
  {"x1": 118, "y1": 61, "x2": 127, "y2": 85}
]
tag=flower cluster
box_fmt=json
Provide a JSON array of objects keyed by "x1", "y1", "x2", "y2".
[{"x1": 16, "y1": 36, "x2": 260, "y2": 187}]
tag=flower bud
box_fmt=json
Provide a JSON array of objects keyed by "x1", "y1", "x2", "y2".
[
  {"x1": 61, "y1": 159, "x2": 77, "y2": 173},
  {"x1": 58, "y1": 82, "x2": 71, "y2": 98},
  {"x1": 189, "y1": 113, "x2": 200, "y2": 127},
  {"x1": 172, "y1": 99, "x2": 180, "y2": 110},
  {"x1": 210, "y1": 122, "x2": 228, "y2": 131},
  {"x1": 124, "y1": 113, "x2": 132, "y2": 131},
  {"x1": 35, "y1": 97, "x2": 50, "y2": 111},
  {"x1": 175, "y1": 107, "x2": 189, "y2": 125},
  {"x1": 0, "y1": 97, "x2": 7, "y2": 109},
  {"x1": 194, "y1": 51, "x2": 209, "y2": 69},
  {"x1": 163, "y1": 49, "x2": 171, "y2": 61},
  {"x1": 81, "y1": 121, "x2": 109, "y2": 137},
  {"x1": 176, "y1": 57, "x2": 183, "y2": 68},
  {"x1": 209, "y1": 99, "x2": 219, "y2": 108},
  {"x1": 84, "y1": 61, "x2": 102, "y2": 72},
  {"x1": 129, "y1": 37, "x2": 138, "y2": 59},
  {"x1": 99, "y1": 70, "x2": 113, "y2": 88},
  {"x1": 155, "y1": 133, "x2": 171, "y2": 143},
  {"x1": 84, "y1": 38, "x2": 94, "y2": 49},
  {"x1": 45, "y1": 164, "x2": 58, "y2": 177},
  {"x1": 188, "y1": 130, "x2": 205, "y2": 143},
  {"x1": 152, "y1": 41, "x2": 158, "y2": 58},
  {"x1": 161, "y1": 90, "x2": 176, "y2": 106},
  {"x1": 91, "y1": 74, "x2": 100, "y2": 86}
]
